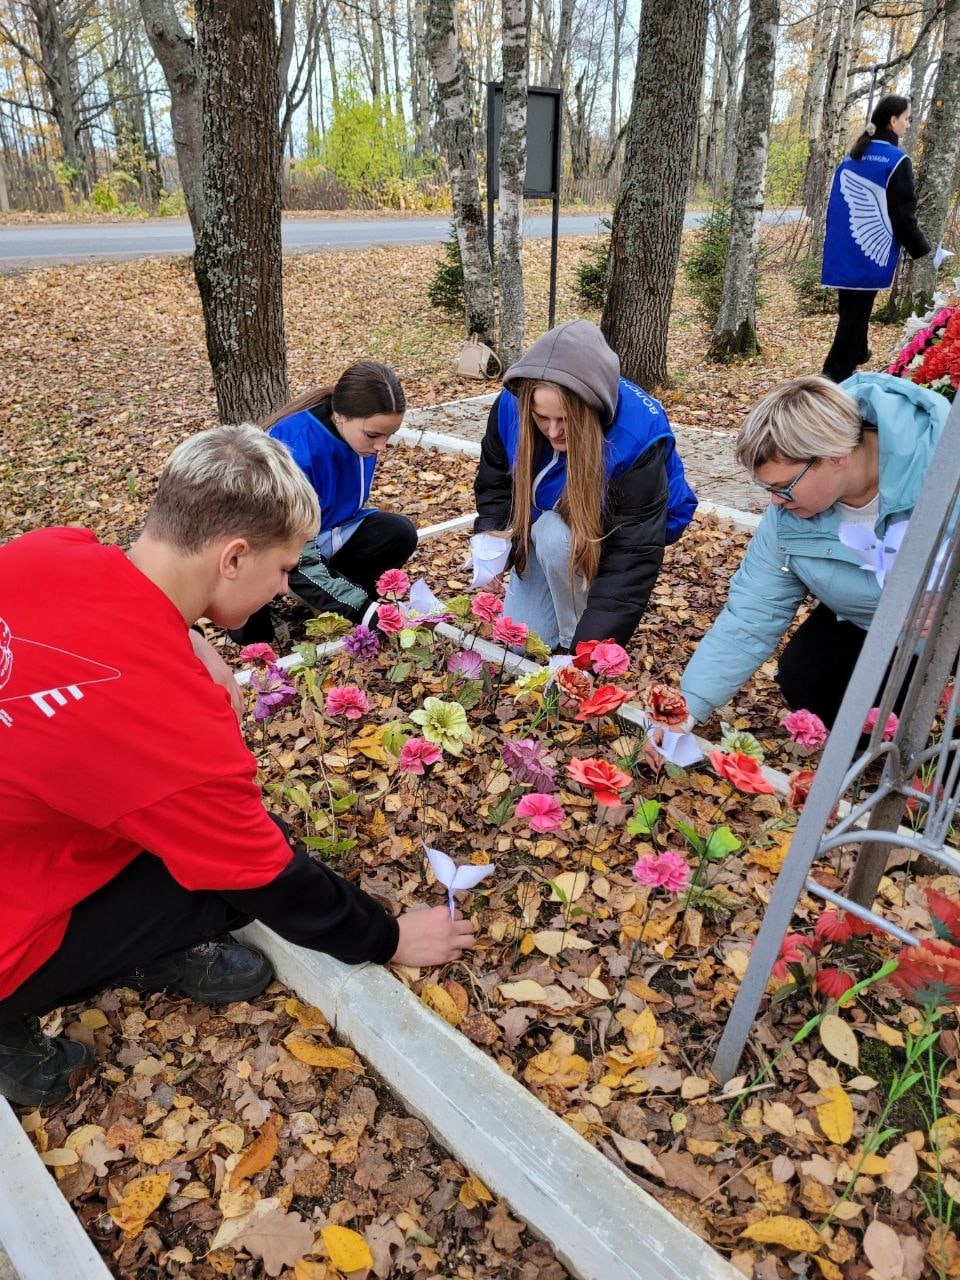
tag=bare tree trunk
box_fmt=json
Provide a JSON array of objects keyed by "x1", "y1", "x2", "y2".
[
  {"x1": 703, "y1": 14, "x2": 724, "y2": 188},
  {"x1": 139, "y1": 0, "x2": 203, "y2": 236},
  {"x1": 906, "y1": 0, "x2": 940, "y2": 158},
  {"x1": 319, "y1": 4, "x2": 338, "y2": 109},
  {"x1": 711, "y1": 0, "x2": 779, "y2": 360},
  {"x1": 601, "y1": 0, "x2": 709, "y2": 388},
  {"x1": 804, "y1": 0, "x2": 857, "y2": 246},
  {"x1": 498, "y1": 0, "x2": 528, "y2": 366},
  {"x1": 426, "y1": 0, "x2": 494, "y2": 343},
  {"x1": 718, "y1": 0, "x2": 744, "y2": 193},
  {"x1": 413, "y1": 0, "x2": 431, "y2": 153},
  {"x1": 607, "y1": 0, "x2": 626, "y2": 148},
  {"x1": 548, "y1": 0, "x2": 574, "y2": 85},
  {"x1": 193, "y1": 0, "x2": 287, "y2": 422},
  {"x1": 799, "y1": 0, "x2": 829, "y2": 137}
]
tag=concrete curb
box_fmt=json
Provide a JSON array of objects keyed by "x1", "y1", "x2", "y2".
[
  {"x1": 0, "y1": 1101, "x2": 112, "y2": 1280},
  {"x1": 236, "y1": 923, "x2": 744, "y2": 1280}
]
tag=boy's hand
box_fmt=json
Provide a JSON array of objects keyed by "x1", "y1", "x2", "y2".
[{"x1": 392, "y1": 906, "x2": 476, "y2": 966}]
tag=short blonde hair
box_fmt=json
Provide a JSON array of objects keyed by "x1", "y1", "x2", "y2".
[
  {"x1": 735, "y1": 376, "x2": 863, "y2": 472},
  {"x1": 145, "y1": 424, "x2": 320, "y2": 552}
]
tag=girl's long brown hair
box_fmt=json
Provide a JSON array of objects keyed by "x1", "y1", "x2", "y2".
[
  {"x1": 261, "y1": 360, "x2": 405, "y2": 430},
  {"x1": 501, "y1": 380, "x2": 606, "y2": 587}
]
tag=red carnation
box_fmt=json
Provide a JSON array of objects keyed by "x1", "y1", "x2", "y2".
[{"x1": 645, "y1": 682, "x2": 689, "y2": 728}]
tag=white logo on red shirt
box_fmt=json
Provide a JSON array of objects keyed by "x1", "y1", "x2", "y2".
[{"x1": 0, "y1": 616, "x2": 121, "y2": 727}]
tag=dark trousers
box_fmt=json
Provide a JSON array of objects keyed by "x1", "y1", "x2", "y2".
[
  {"x1": 822, "y1": 289, "x2": 877, "y2": 383},
  {"x1": 0, "y1": 852, "x2": 253, "y2": 1020},
  {"x1": 776, "y1": 603, "x2": 868, "y2": 727},
  {"x1": 234, "y1": 510, "x2": 418, "y2": 646}
]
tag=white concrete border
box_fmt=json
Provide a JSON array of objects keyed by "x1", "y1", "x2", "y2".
[
  {"x1": 236, "y1": 923, "x2": 744, "y2": 1280},
  {"x1": 0, "y1": 1101, "x2": 112, "y2": 1280}
]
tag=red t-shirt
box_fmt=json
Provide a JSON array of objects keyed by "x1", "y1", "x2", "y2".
[{"x1": 0, "y1": 528, "x2": 294, "y2": 999}]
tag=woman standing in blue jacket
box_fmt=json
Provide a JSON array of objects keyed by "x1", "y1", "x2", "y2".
[
  {"x1": 676, "y1": 373, "x2": 949, "y2": 731},
  {"x1": 230, "y1": 361, "x2": 417, "y2": 645},
  {"x1": 473, "y1": 321, "x2": 696, "y2": 651},
  {"x1": 821, "y1": 94, "x2": 930, "y2": 383}
]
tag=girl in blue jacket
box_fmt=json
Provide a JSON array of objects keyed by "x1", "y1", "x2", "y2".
[
  {"x1": 229, "y1": 360, "x2": 417, "y2": 645},
  {"x1": 678, "y1": 373, "x2": 949, "y2": 729}
]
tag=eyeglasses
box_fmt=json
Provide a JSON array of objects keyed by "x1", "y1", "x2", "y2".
[{"x1": 755, "y1": 458, "x2": 817, "y2": 501}]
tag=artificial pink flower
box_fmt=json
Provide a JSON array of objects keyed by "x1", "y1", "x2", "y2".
[
  {"x1": 239, "y1": 642, "x2": 278, "y2": 665},
  {"x1": 815, "y1": 968, "x2": 856, "y2": 999},
  {"x1": 376, "y1": 603, "x2": 406, "y2": 634},
  {"x1": 589, "y1": 641, "x2": 630, "y2": 678},
  {"x1": 632, "y1": 850, "x2": 691, "y2": 895},
  {"x1": 376, "y1": 568, "x2": 411, "y2": 599},
  {"x1": 471, "y1": 592, "x2": 504, "y2": 623},
  {"x1": 863, "y1": 708, "x2": 899, "y2": 740},
  {"x1": 398, "y1": 737, "x2": 443, "y2": 775},
  {"x1": 492, "y1": 616, "x2": 529, "y2": 647},
  {"x1": 324, "y1": 684, "x2": 370, "y2": 719},
  {"x1": 515, "y1": 792, "x2": 565, "y2": 833},
  {"x1": 772, "y1": 932, "x2": 815, "y2": 980},
  {"x1": 781, "y1": 708, "x2": 828, "y2": 749},
  {"x1": 814, "y1": 910, "x2": 877, "y2": 944}
]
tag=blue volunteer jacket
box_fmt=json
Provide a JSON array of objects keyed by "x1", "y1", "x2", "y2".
[
  {"x1": 496, "y1": 378, "x2": 696, "y2": 544},
  {"x1": 822, "y1": 141, "x2": 906, "y2": 290},
  {"x1": 269, "y1": 407, "x2": 376, "y2": 533}
]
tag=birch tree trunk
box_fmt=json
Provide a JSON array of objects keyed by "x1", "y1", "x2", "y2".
[
  {"x1": 601, "y1": 0, "x2": 709, "y2": 388},
  {"x1": 906, "y1": 0, "x2": 940, "y2": 158},
  {"x1": 412, "y1": 0, "x2": 431, "y2": 154},
  {"x1": 139, "y1": 0, "x2": 203, "y2": 237},
  {"x1": 710, "y1": 0, "x2": 779, "y2": 360},
  {"x1": 498, "y1": 0, "x2": 528, "y2": 367},
  {"x1": 193, "y1": 0, "x2": 287, "y2": 423},
  {"x1": 426, "y1": 0, "x2": 495, "y2": 344},
  {"x1": 805, "y1": 0, "x2": 857, "y2": 248},
  {"x1": 799, "y1": 0, "x2": 829, "y2": 137}
]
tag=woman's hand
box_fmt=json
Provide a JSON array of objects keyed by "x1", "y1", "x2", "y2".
[
  {"x1": 188, "y1": 628, "x2": 244, "y2": 723},
  {"x1": 392, "y1": 906, "x2": 476, "y2": 966}
]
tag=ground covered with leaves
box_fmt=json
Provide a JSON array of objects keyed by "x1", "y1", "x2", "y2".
[{"x1": 6, "y1": 232, "x2": 959, "y2": 1278}]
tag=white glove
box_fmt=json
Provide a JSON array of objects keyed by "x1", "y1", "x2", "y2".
[
  {"x1": 467, "y1": 533, "x2": 511, "y2": 589},
  {"x1": 933, "y1": 244, "x2": 954, "y2": 270}
]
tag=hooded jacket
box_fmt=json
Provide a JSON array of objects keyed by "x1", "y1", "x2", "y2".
[
  {"x1": 474, "y1": 321, "x2": 696, "y2": 645},
  {"x1": 680, "y1": 374, "x2": 950, "y2": 724}
]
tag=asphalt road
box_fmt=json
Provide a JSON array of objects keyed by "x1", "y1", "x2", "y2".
[{"x1": 0, "y1": 208, "x2": 804, "y2": 266}]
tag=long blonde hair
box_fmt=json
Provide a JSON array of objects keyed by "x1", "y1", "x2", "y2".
[{"x1": 502, "y1": 380, "x2": 606, "y2": 586}]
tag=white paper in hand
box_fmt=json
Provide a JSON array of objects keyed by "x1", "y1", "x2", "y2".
[
  {"x1": 408, "y1": 578, "x2": 448, "y2": 622},
  {"x1": 656, "y1": 728, "x2": 703, "y2": 767},
  {"x1": 839, "y1": 518, "x2": 908, "y2": 587},
  {"x1": 468, "y1": 533, "x2": 511, "y2": 589},
  {"x1": 933, "y1": 244, "x2": 955, "y2": 270},
  {"x1": 424, "y1": 842, "x2": 494, "y2": 918}
]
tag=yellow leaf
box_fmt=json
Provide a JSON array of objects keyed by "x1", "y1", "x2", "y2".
[
  {"x1": 209, "y1": 1121, "x2": 246, "y2": 1153},
  {"x1": 78, "y1": 1008, "x2": 109, "y2": 1030},
  {"x1": 39, "y1": 1148, "x2": 79, "y2": 1167},
  {"x1": 498, "y1": 979, "x2": 549, "y2": 1002},
  {"x1": 819, "y1": 1015, "x2": 859, "y2": 1069},
  {"x1": 859, "y1": 1154, "x2": 888, "y2": 1175},
  {"x1": 817, "y1": 1085, "x2": 854, "y2": 1145},
  {"x1": 741, "y1": 1215, "x2": 824, "y2": 1252},
  {"x1": 459, "y1": 1173, "x2": 493, "y2": 1209},
  {"x1": 108, "y1": 1172, "x2": 171, "y2": 1236},
  {"x1": 295, "y1": 1259, "x2": 337, "y2": 1280},
  {"x1": 746, "y1": 837, "x2": 790, "y2": 872},
  {"x1": 523, "y1": 1051, "x2": 590, "y2": 1088},
  {"x1": 284, "y1": 999, "x2": 329, "y2": 1031},
  {"x1": 815, "y1": 1257, "x2": 844, "y2": 1280},
  {"x1": 285, "y1": 1039, "x2": 363, "y2": 1073},
  {"x1": 547, "y1": 871, "x2": 588, "y2": 903},
  {"x1": 533, "y1": 929, "x2": 592, "y2": 957},
  {"x1": 321, "y1": 1224, "x2": 374, "y2": 1273},
  {"x1": 65, "y1": 1124, "x2": 105, "y2": 1154},
  {"x1": 208, "y1": 1250, "x2": 237, "y2": 1275},
  {"x1": 421, "y1": 984, "x2": 461, "y2": 1026},
  {"x1": 231, "y1": 1112, "x2": 281, "y2": 1185},
  {"x1": 875, "y1": 1021, "x2": 905, "y2": 1047},
  {"x1": 135, "y1": 1137, "x2": 181, "y2": 1166},
  {"x1": 352, "y1": 724, "x2": 392, "y2": 764}
]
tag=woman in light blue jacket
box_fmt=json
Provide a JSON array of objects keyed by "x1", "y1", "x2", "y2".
[{"x1": 679, "y1": 373, "x2": 950, "y2": 728}]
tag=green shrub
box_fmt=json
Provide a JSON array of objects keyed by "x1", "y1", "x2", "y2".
[
  {"x1": 314, "y1": 82, "x2": 410, "y2": 197},
  {"x1": 766, "y1": 135, "x2": 809, "y2": 206},
  {"x1": 790, "y1": 252, "x2": 835, "y2": 315},
  {"x1": 573, "y1": 217, "x2": 611, "y2": 311},
  {"x1": 683, "y1": 201, "x2": 731, "y2": 324},
  {"x1": 427, "y1": 225, "x2": 465, "y2": 317},
  {"x1": 156, "y1": 187, "x2": 188, "y2": 218}
]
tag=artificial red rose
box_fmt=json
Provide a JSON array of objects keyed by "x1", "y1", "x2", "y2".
[
  {"x1": 566, "y1": 756, "x2": 632, "y2": 807},
  {"x1": 891, "y1": 938, "x2": 960, "y2": 1008},
  {"x1": 645, "y1": 682, "x2": 689, "y2": 728},
  {"x1": 555, "y1": 665, "x2": 593, "y2": 702},
  {"x1": 771, "y1": 932, "x2": 815, "y2": 979},
  {"x1": 574, "y1": 684, "x2": 634, "y2": 721},
  {"x1": 787, "y1": 769, "x2": 816, "y2": 810},
  {"x1": 925, "y1": 887, "x2": 960, "y2": 947},
  {"x1": 815, "y1": 967, "x2": 856, "y2": 999},
  {"x1": 572, "y1": 639, "x2": 601, "y2": 671},
  {"x1": 708, "y1": 750, "x2": 776, "y2": 796}
]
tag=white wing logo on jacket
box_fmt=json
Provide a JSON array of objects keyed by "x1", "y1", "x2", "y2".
[{"x1": 839, "y1": 169, "x2": 894, "y2": 266}]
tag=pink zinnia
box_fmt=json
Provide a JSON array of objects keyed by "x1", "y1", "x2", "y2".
[
  {"x1": 471, "y1": 592, "x2": 504, "y2": 623},
  {"x1": 492, "y1": 616, "x2": 529, "y2": 647},
  {"x1": 376, "y1": 568, "x2": 411, "y2": 599},
  {"x1": 863, "y1": 707, "x2": 899, "y2": 740},
  {"x1": 815, "y1": 968, "x2": 856, "y2": 999},
  {"x1": 324, "y1": 684, "x2": 370, "y2": 719},
  {"x1": 376, "y1": 603, "x2": 406, "y2": 634},
  {"x1": 514, "y1": 792, "x2": 565, "y2": 833},
  {"x1": 239, "y1": 642, "x2": 278, "y2": 665},
  {"x1": 398, "y1": 737, "x2": 443, "y2": 775},
  {"x1": 590, "y1": 641, "x2": 630, "y2": 678},
  {"x1": 632, "y1": 850, "x2": 690, "y2": 895},
  {"x1": 781, "y1": 709, "x2": 828, "y2": 749}
]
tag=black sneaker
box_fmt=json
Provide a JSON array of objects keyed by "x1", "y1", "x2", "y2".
[
  {"x1": 0, "y1": 1014, "x2": 90, "y2": 1108},
  {"x1": 117, "y1": 941, "x2": 274, "y2": 1004}
]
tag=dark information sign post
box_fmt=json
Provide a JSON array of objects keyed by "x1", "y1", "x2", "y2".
[{"x1": 486, "y1": 83, "x2": 562, "y2": 330}]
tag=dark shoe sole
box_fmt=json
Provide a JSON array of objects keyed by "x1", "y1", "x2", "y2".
[{"x1": 0, "y1": 1040, "x2": 90, "y2": 1108}]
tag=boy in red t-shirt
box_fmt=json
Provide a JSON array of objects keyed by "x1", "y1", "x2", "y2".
[{"x1": 0, "y1": 424, "x2": 474, "y2": 1107}]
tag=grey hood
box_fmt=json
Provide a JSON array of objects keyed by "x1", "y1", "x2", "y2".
[{"x1": 502, "y1": 320, "x2": 621, "y2": 426}]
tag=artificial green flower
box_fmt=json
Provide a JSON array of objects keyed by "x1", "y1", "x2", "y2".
[
  {"x1": 524, "y1": 630, "x2": 552, "y2": 662},
  {"x1": 512, "y1": 668, "x2": 551, "y2": 700},
  {"x1": 305, "y1": 612, "x2": 354, "y2": 640},
  {"x1": 410, "y1": 696, "x2": 472, "y2": 755},
  {"x1": 719, "y1": 724, "x2": 765, "y2": 763}
]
